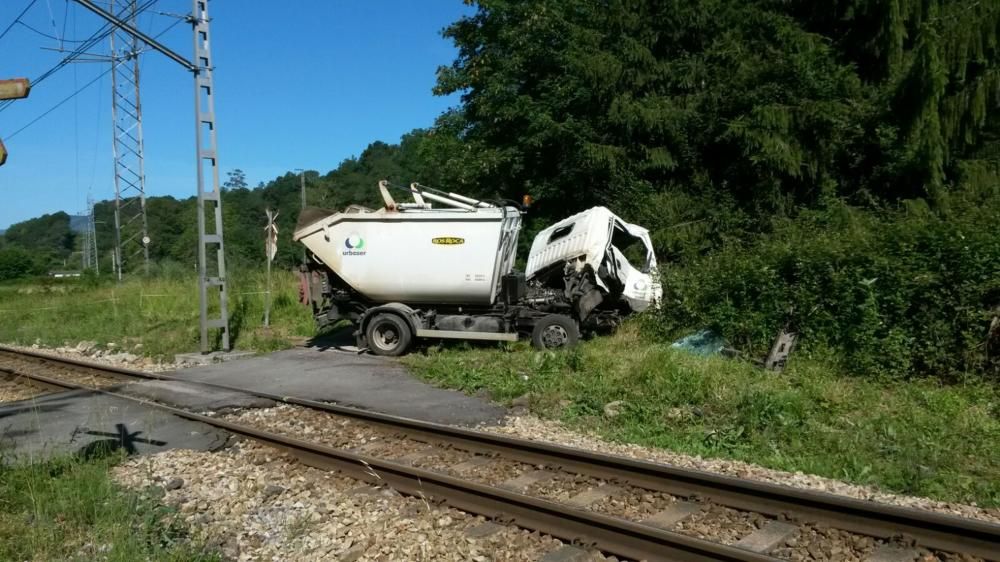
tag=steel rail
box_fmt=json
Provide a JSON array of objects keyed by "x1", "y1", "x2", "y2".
[
  {"x1": 2, "y1": 345, "x2": 998, "y2": 559},
  {"x1": 1, "y1": 371, "x2": 66, "y2": 393},
  {"x1": 2, "y1": 365, "x2": 776, "y2": 562}
]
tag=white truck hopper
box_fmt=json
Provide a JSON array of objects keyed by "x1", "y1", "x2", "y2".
[{"x1": 294, "y1": 182, "x2": 520, "y2": 305}]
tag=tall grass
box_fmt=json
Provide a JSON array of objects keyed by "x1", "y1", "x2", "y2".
[{"x1": 0, "y1": 270, "x2": 314, "y2": 359}]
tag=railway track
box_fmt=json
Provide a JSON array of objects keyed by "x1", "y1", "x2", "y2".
[{"x1": 1, "y1": 345, "x2": 997, "y2": 562}]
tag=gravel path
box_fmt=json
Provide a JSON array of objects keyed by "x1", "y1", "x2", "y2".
[{"x1": 113, "y1": 442, "x2": 581, "y2": 562}]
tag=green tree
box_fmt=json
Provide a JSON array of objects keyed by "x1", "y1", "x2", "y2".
[
  {"x1": 433, "y1": 0, "x2": 999, "y2": 236},
  {"x1": 2, "y1": 211, "x2": 77, "y2": 266},
  {"x1": 0, "y1": 247, "x2": 41, "y2": 280},
  {"x1": 223, "y1": 169, "x2": 248, "y2": 190}
]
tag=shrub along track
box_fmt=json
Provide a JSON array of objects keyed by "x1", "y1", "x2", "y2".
[{"x1": 1, "y1": 345, "x2": 997, "y2": 562}]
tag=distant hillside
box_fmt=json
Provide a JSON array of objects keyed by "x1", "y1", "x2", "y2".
[
  {"x1": 1, "y1": 211, "x2": 76, "y2": 263},
  {"x1": 69, "y1": 215, "x2": 88, "y2": 233}
]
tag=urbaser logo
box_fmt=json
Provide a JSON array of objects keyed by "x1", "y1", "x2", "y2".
[{"x1": 343, "y1": 234, "x2": 367, "y2": 256}]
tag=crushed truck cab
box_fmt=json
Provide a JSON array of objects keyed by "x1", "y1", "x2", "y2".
[
  {"x1": 527, "y1": 206, "x2": 662, "y2": 315},
  {"x1": 294, "y1": 181, "x2": 660, "y2": 356}
]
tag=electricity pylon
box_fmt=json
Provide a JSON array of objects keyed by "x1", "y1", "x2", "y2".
[{"x1": 108, "y1": 0, "x2": 150, "y2": 279}]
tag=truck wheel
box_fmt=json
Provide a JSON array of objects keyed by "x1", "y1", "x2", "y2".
[
  {"x1": 531, "y1": 315, "x2": 579, "y2": 350},
  {"x1": 366, "y1": 313, "x2": 412, "y2": 356}
]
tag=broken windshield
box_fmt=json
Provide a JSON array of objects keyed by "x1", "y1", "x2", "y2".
[{"x1": 610, "y1": 222, "x2": 653, "y2": 273}]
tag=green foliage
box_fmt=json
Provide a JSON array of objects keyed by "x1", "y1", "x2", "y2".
[
  {"x1": 0, "y1": 455, "x2": 219, "y2": 561},
  {"x1": 1, "y1": 211, "x2": 76, "y2": 267},
  {"x1": 405, "y1": 328, "x2": 1000, "y2": 506},
  {"x1": 1, "y1": 0, "x2": 997, "y2": 382},
  {"x1": 659, "y1": 194, "x2": 1000, "y2": 379},
  {"x1": 435, "y1": 0, "x2": 1000, "y2": 214},
  {"x1": 0, "y1": 246, "x2": 43, "y2": 281}
]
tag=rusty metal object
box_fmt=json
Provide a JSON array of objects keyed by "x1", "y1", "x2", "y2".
[
  {"x1": 0, "y1": 78, "x2": 30, "y2": 100},
  {"x1": 0, "y1": 78, "x2": 30, "y2": 166},
  {"x1": 2, "y1": 346, "x2": 999, "y2": 560}
]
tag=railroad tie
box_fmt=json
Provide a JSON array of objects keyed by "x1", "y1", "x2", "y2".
[
  {"x1": 348, "y1": 441, "x2": 386, "y2": 455},
  {"x1": 565, "y1": 485, "x2": 621, "y2": 508},
  {"x1": 500, "y1": 469, "x2": 554, "y2": 493},
  {"x1": 391, "y1": 445, "x2": 438, "y2": 465},
  {"x1": 449, "y1": 456, "x2": 492, "y2": 474},
  {"x1": 864, "y1": 544, "x2": 921, "y2": 562},
  {"x1": 538, "y1": 545, "x2": 596, "y2": 562},
  {"x1": 641, "y1": 500, "x2": 702, "y2": 530},
  {"x1": 734, "y1": 520, "x2": 798, "y2": 553},
  {"x1": 465, "y1": 521, "x2": 506, "y2": 538}
]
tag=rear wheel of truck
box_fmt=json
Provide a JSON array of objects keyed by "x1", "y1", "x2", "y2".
[
  {"x1": 366, "y1": 313, "x2": 412, "y2": 356},
  {"x1": 531, "y1": 315, "x2": 579, "y2": 350}
]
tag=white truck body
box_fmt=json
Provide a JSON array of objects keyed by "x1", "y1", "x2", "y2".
[
  {"x1": 293, "y1": 182, "x2": 660, "y2": 354},
  {"x1": 294, "y1": 204, "x2": 521, "y2": 304}
]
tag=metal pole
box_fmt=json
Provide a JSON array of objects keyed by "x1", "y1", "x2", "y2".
[
  {"x1": 192, "y1": 0, "x2": 230, "y2": 352},
  {"x1": 109, "y1": 11, "x2": 123, "y2": 282},
  {"x1": 73, "y1": 0, "x2": 230, "y2": 351},
  {"x1": 264, "y1": 253, "x2": 272, "y2": 328},
  {"x1": 131, "y1": 1, "x2": 150, "y2": 275},
  {"x1": 107, "y1": 0, "x2": 150, "y2": 279}
]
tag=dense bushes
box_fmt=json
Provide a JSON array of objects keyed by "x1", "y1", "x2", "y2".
[
  {"x1": 0, "y1": 247, "x2": 43, "y2": 281},
  {"x1": 658, "y1": 192, "x2": 1000, "y2": 380}
]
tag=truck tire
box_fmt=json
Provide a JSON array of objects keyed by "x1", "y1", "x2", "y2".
[
  {"x1": 531, "y1": 315, "x2": 579, "y2": 350},
  {"x1": 366, "y1": 313, "x2": 413, "y2": 356}
]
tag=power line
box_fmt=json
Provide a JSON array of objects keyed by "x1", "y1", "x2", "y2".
[
  {"x1": 16, "y1": 20, "x2": 88, "y2": 42},
  {"x1": 0, "y1": 0, "x2": 157, "y2": 113},
  {"x1": 5, "y1": 62, "x2": 114, "y2": 140},
  {"x1": 0, "y1": 0, "x2": 40, "y2": 42},
  {"x1": 4, "y1": 12, "x2": 182, "y2": 141}
]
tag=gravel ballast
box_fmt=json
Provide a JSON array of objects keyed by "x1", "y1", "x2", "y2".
[
  {"x1": 113, "y1": 442, "x2": 584, "y2": 562},
  {"x1": 487, "y1": 415, "x2": 1000, "y2": 524},
  {"x1": 0, "y1": 376, "x2": 44, "y2": 402}
]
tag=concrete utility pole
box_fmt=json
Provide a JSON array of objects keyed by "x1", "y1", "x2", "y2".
[
  {"x1": 296, "y1": 168, "x2": 307, "y2": 265},
  {"x1": 0, "y1": 78, "x2": 31, "y2": 166},
  {"x1": 74, "y1": 0, "x2": 231, "y2": 353},
  {"x1": 300, "y1": 170, "x2": 307, "y2": 212}
]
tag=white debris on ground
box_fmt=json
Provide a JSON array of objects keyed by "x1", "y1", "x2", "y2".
[
  {"x1": 3, "y1": 341, "x2": 179, "y2": 372},
  {"x1": 113, "y1": 442, "x2": 577, "y2": 562},
  {"x1": 485, "y1": 415, "x2": 1000, "y2": 524}
]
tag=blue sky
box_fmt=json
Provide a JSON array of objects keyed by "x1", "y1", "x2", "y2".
[{"x1": 0, "y1": 1, "x2": 472, "y2": 229}]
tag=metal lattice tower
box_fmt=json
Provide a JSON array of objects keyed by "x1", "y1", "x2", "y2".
[
  {"x1": 82, "y1": 196, "x2": 99, "y2": 273},
  {"x1": 192, "y1": 0, "x2": 230, "y2": 351},
  {"x1": 75, "y1": 0, "x2": 229, "y2": 352},
  {"x1": 109, "y1": 0, "x2": 150, "y2": 279}
]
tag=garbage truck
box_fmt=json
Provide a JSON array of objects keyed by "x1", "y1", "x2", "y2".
[{"x1": 293, "y1": 181, "x2": 661, "y2": 356}]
